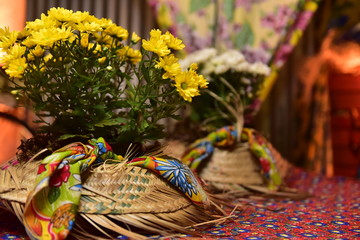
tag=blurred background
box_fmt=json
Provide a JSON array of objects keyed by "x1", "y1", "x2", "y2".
[{"x1": 1, "y1": 0, "x2": 359, "y2": 178}]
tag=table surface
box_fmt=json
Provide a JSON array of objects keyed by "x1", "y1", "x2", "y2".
[{"x1": 1, "y1": 167, "x2": 360, "y2": 240}]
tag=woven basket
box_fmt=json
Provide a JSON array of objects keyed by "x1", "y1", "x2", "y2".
[
  {"x1": 0, "y1": 157, "x2": 222, "y2": 239},
  {"x1": 199, "y1": 143, "x2": 265, "y2": 192},
  {"x1": 179, "y1": 126, "x2": 308, "y2": 198}
]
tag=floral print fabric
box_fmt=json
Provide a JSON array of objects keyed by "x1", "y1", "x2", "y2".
[
  {"x1": 23, "y1": 138, "x2": 117, "y2": 240},
  {"x1": 148, "y1": 0, "x2": 320, "y2": 103}
]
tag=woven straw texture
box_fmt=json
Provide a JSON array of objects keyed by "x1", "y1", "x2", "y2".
[
  {"x1": 0, "y1": 160, "x2": 218, "y2": 239},
  {"x1": 199, "y1": 143, "x2": 265, "y2": 192}
]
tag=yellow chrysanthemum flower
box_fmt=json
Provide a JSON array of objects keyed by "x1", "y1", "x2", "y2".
[
  {"x1": 104, "y1": 24, "x2": 128, "y2": 40},
  {"x1": 22, "y1": 37, "x2": 36, "y2": 48},
  {"x1": 26, "y1": 14, "x2": 60, "y2": 31},
  {"x1": 155, "y1": 54, "x2": 181, "y2": 79},
  {"x1": 31, "y1": 27, "x2": 73, "y2": 47},
  {"x1": 80, "y1": 33, "x2": 89, "y2": 48},
  {"x1": 44, "y1": 53, "x2": 53, "y2": 62},
  {"x1": 8, "y1": 45, "x2": 26, "y2": 59},
  {"x1": 174, "y1": 71, "x2": 201, "y2": 102},
  {"x1": 142, "y1": 29, "x2": 172, "y2": 57},
  {"x1": 88, "y1": 43, "x2": 102, "y2": 54},
  {"x1": 0, "y1": 45, "x2": 26, "y2": 67},
  {"x1": 17, "y1": 29, "x2": 31, "y2": 40},
  {"x1": 95, "y1": 33, "x2": 113, "y2": 46},
  {"x1": 149, "y1": 29, "x2": 162, "y2": 41},
  {"x1": 5, "y1": 58, "x2": 27, "y2": 78},
  {"x1": 196, "y1": 74, "x2": 208, "y2": 89},
  {"x1": 95, "y1": 18, "x2": 113, "y2": 29},
  {"x1": 117, "y1": 46, "x2": 142, "y2": 64},
  {"x1": 163, "y1": 31, "x2": 185, "y2": 50},
  {"x1": 47, "y1": 7, "x2": 89, "y2": 23},
  {"x1": 131, "y1": 32, "x2": 141, "y2": 44},
  {"x1": 0, "y1": 27, "x2": 18, "y2": 49},
  {"x1": 74, "y1": 21, "x2": 102, "y2": 32},
  {"x1": 189, "y1": 63, "x2": 198, "y2": 71}
]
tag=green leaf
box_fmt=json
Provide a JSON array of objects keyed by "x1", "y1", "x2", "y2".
[
  {"x1": 94, "y1": 117, "x2": 127, "y2": 127},
  {"x1": 235, "y1": 22, "x2": 254, "y2": 49},
  {"x1": 48, "y1": 187, "x2": 61, "y2": 204},
  {"x1": 190, "y1": 0, "x2": 211, "y2": 13},
  {"x1": 223, "y1": 0, "x2": 235, "y2": 21},
  {"x1": 58, "y1": 134, "x2": 90, "y2": 140}
]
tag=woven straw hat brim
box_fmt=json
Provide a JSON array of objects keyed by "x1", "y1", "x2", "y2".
[{"x1": 0, "y1": 160, "x2": 220, "y2": 239}]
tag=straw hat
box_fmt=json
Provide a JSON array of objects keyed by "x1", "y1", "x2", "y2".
[
  {"x1": 0, "y1": 138, "x2": 226, "y2": 239},
  {"x1": 182, "y1": 126, "x2": 307, "y2": 198}
]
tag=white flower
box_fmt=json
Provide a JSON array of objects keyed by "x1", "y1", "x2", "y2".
[
  {"x1": 248, "y1": 61, "x2": 271, "y2": 76},
  {"x1": 179, "y1": 48, "x2": 217, "y2": 70},
  {"x1": 222, "y1": 49, "x2": 245, "y2": 67},
  {"x1": 202, "y1": 61, "x2": 216, "y2": 75},
  {"x1": 214, "y1": 63, "x2": 229, "y2": 74},
  {"x1": 233, "y1": 61, "x2": 251, "y2": 72}
]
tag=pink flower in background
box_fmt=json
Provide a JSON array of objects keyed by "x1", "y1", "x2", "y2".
[
  {"x1": 294, "y1": 10, "x2": 313, "y2": 30},
  {"x1": 273, "y1": 43, "x2": 293, "y2": 67},
  {"x1": 261, "y1": 5, "x2": 294, "y2": 33},
  {"x1": 236, "y1": 0, "x2": 266, "y2": 11},
  {"x1": 197, "y1": 9, "x2": 206, "y2": 17}
]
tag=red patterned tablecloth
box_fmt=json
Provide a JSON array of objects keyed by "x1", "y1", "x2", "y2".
[{"x1": 1, "y1": 167, "x2": 360, "y2": 240}]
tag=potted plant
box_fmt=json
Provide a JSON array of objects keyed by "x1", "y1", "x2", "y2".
[
  {"x1": 0, "y1": 7, "x2": 224, "y2": 240},
  {"x1": 179, "y1": 48, "x2": 296, "y2": 195}
]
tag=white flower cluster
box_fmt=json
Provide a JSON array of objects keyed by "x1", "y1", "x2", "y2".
[
  {"x1": 179, "y1": 48, "x2": 217, "y2": 70},
  {"x1": 180, "y1": 48, "x2": 270, "y2": 77}
]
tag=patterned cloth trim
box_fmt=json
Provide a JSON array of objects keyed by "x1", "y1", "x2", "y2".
[{"x1": 182, "y1": 126, "x2": 282, "y2": 190}]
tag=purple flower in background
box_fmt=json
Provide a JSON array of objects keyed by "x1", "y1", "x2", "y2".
[
  {"x1": 179, "y1": 24, "x2": 212, "y2": 53},
  {"x1": 241, "y1": 45, "x2": 271, "y2": 64},
  {"x1": 260, "y1": 40, "x2": 270, "y2": 51},
  {"x1": 218, "y1": 15, "x2": 233, "y2": 49},
  {"x1": 236, "y1": 0, "x2": 266, "y2": 11}
]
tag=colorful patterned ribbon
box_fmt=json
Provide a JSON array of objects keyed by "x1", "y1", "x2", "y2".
[
  {"x1": 182, "y1": 126, "x2": 282, "y2": 190},
  {"x1": 128, "y1": 156, "x2": 208, "y2": 205},
  {"x1": 23, "y1": 138, "x2": 119, "y2": 240},
  {"x1": 22, "y1": 138, "x2": 209, "y2": 239}
]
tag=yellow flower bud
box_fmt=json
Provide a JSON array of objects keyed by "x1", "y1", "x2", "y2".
[
  {"x1": 98, "y1": 57, "x2": 106, "y2": 64},
  {"x1": 131, "y1": 32, "x2": 141, "y2": 43},
  {"x1": 32, "y1": 45, "x2": 44, "y2": 57},
  {"x1": 81, "y1": 33, "x2": 89, "y2": 48}
]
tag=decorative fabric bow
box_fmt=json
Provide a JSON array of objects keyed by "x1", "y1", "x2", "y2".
[
  {"x1": 23, "y1": 138, "x2": 208, "y2": 240},
  {"x1": 182, "y1": 126, "x2": 282, "y2": 190}
]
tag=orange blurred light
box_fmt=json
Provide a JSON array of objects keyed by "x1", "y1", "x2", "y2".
[{"x1": 0, "y1": 0, "x2": 26, "y2": 31}]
